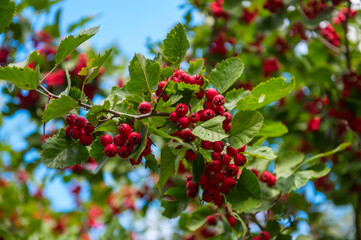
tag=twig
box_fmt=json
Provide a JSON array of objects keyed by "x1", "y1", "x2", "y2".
[{"x1": 250, "y1": 214, "x2": 265, "y2": 231}]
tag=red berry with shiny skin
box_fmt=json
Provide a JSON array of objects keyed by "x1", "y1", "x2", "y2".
[
  {"x1": 251, "y1": 169, "x2": 259, "y2": 177},
  {"x1": 74, "y1": 116, "x2": 87, "y2": 128},
  {"x1": 196, "y1": 89, "x2": 204, "y2": 99},
  {"x1": 223, "y1": 123, "x2": 231, "y2": 133},
  {"x1": 80, "y1": 134, "x2": 93, "y2": 146},
  {"x1": 189, "y1": 112, "x2": 200, "y2": 123},
  {"x1": 100, "y1": 134, "x2": 113, "y2": 147},
  {"x1": 223, "y1": 112, "x2": 232, "y2": 124},
  {"x1": 214, "y1": 194, "x2": 224, "y2": 207},
  {"x1": 223, "y1": 177, "x2": 236, "y2": 188},
  {"x1": 214, "y1": 172, "x2": 224, "y2": 183},
  {"x1": 205, "y1": 88, "x2": 218, "y2": 101},
  {"x1": 206, "y1": 215, "x2": 217, "y2": 225},
  {"x1": 213, "y1": 141, "x2": 225, "y2": 153},
  {"x1": 169, "y1": 112, "x2": 178, "y2": 123},
  {"x1": 70, "y1": 127, "x2": 82, "y2": 139},
  {"x1": 113, "y1": 134, "x2": 126, "y2": 146},
  {"x1": 127, "y1": 132, "x2": 141, "y2": 145},
  {"x1": 226, "y1": 146, "x2": 238, "y2": 157},
  {"x1": 118, "y1": 124, "x2": 132, "y2": 137},
  {"x1": 201, "y1": 140, "x2": 213, "y2": 150},
  {"x1": 214, "y1": 106, "x2": 225, "y2": 116},
  {"x1": 118, "y1": 146, "x2": 131, "y2": 158},
  {"x1": 183, "y1": 130, "x2": 195, "y2": 143},
  {"x1": 212, "y1": 160, "x2": 222, "y2": 172},
  {"x1": 227, "y1": 215, "x2": 237, "y2": 227},
  {"x1": 138, "y1": 101, "x2": 151, "y2": 114},
  {"x1": 202, "y1": 109, "x2": 215, "y2": 121},
  {"x1": 203, "y1": 101, "x2": 214, "y2": 110},
  {"x1": 220, "y1": 154, "x2": 231, "y2": 166},
  {"x1": 185, "y1": 149, "x2": 197, "y2": 161},
  {"x1": 83, "y1": 122, "x2": 95, "y2": 134},
  {"x1": 158, "y1": 81, "x2": 166, "y2": 90},
  {"x1": 211, "y1": 151, "x2": 221, "y2": 160},
  {"x1": 176, "y1": 103, "x2": 188, "y2": 117},
  {"x1": 226, "y1": 164, "x2": 239, "y2": 177},
  {"x1": 202, "y1": 191, "x2": 213, "y2": 202},
  {"x1": 260, "y1": 171, "x2": 272, "y2": 183},
  {"x1": 65, "y1": 114, "x2": 76, "y2": 126},
  {"x1": 238, "y1": 145, "x2": 246, "y2": 152},
  {"x1": 65, "y1": 125, "x2": 73, "y2": 137},
  {"x1": 259, "y1": 231, "x2": 270, "y2": 240},
  {"x1": 192, "y1": 75, "x2": 204, "y2": 86},
  {"x1": 234, "y1": 154, "x2": 247, "y2": 166},
  {"x1": 177, "y1": 116, "x2": 190, "y2": 129},
  {"x1": 213, "y1": 94, "x2": 225, "y2": 106},
  {"x1": 104, "y1": 144, "x2": 118, "y2": 158}
]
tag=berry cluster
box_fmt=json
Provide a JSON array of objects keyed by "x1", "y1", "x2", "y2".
[
  {"x1": 263, "y1": 0, "x2": 284, "y2": 13},
  {"x1": 259, "y1": 171, "x2": 276, "y2": 187},
  {"x1": 253, "y1": 231, "x2": 270, "y2": 240},
  {"x1": 99, "y1": 123, "x2": 151, "y2": 165},
  {"x1": 333, "y1": 7, "x2": 357, "y2": 25},
  {"x1": 302, "y1": 0, "x2": 326, "y2": 19},
  {"x1": 65, "y1": 114, "x2": 95, "y2": 146},
  {"x1": 262, "y1": 57, "x2": 281, "y2": 77},
  {"x1": 319, "y1": 23, "x2": 340, "y2": 47},
  {"x1": 210, "y1": 0, "x2": 229, "y2": 19},
  {"x1": 242, "y1": 8, "x2": 258, "y2": 24}
]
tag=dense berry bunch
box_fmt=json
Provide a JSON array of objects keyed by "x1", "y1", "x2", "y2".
[
  {"x1": 302, "y1": 0, "x2": 327, "y2": 19},
  {"x1": 319, "y1": 23, "x2": 340, "y2": 47},
  {"x1": 333, "y1": 7, "x2": 357, "y2": 24},
  {"x1": 263, "y1": 0, "x2": 284, "y2": 13},
  {"x1": 259, "y1": 171, "x2": 276, "y2": 187},
  {"x1": 64, "y1": 114, "x2": 94, "y2": 146}
]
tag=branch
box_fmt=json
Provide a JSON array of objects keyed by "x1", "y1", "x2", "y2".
[
  {"x1": 342, "y1": 0, "x2": 352, "y2": 71},
  {"x1": 250, "y1": 214, "x2": 265, "y2": 231}
]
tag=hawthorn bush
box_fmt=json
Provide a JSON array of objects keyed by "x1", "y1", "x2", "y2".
[{"x1": 0, "y1": 0, "x2": 360, "y2": 239}]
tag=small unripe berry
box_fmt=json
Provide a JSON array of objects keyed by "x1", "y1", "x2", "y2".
[
  {"x1": 118, "y1": 123, "x2": 132, "y2": 137},
  {"x1": 205, "y1": 88, "x2": 218, "y2": 101},
  {"x1": 185, "y1": 149, "x2": 197, "y2": 161},
  {"x1": 220, "y1": 154, "x2": 231, "y2": 166},
  {"x1": 201, "y1": 140, "x2": 213, "y2": 150},
  {"x1": 138, "y1": 101, "x2": 152, "y2": 114},
  {"x1": 259, "y1": 231, "x2": 270, "y2": 240},
  {"x1": 65, "y1": 125, "x2": 73, "y2": 137},
  {"x1": 226, "y1": 164, "x2": 239, "y2": 177},
  {"x1": 177, "y1": 116, "x2": 190, "y2": 129},
  {"x1": 206, "y1": 215, "x2": 217, "y2": 225},
  {"x1": 118, "y1": 146, "x2": 131, "y2": 159},
  {"x1": 104, "y1": 144, "x2": 118, "y2": 157},
  {"x1": 189, "y1": 112, "x2": 200, "y2": 123},
  {"x1": 213, "y1": 141, "x2": 225, "y2": 153},
  {"x1": 127, "y1": 132, "x2": 141, "y2": 145},
  {"x1": 176, "y1": 103, "x2": 188, "y2": 117},
  {"x1": 74, "y1": 116, "x2": 87, "y2": 129},
  {"x1": 100, "y1": 134, "x2": 113, "y2": 147},
  {"x1": 196, "y1": 89, "x2": 204, "y2": 99},
  {"x1": 65, "y1": 114, "x2": 76, "y2": 126},
  {"x1": 227, "y1": 215, "x2": 237, "y2": 227},
  {"x1": 223, "y1": 112, "x2": 232, "y2": 124},
  {"x1": 80, "y1": 134, "x2": 93, "y2": 146},
  {"x1": 70, "y1": 127, "x2": 82, "y2": 139},
  {"x1": 113, "y1": 134, "x2": 126, "y2": 146},
  {"x1": 83, "y1": 122, "x2": 95, "y2": 134},
  {"x1": 226, "y1": 146, "x2": 238, "y2": 157},
  {"x1": 213, "y1": 94, "x2": 225, "y2": 106},
  {"x1": 183, "y1": 130, "x2": 195, "y2": 143},
  {"x1": 202, "y1": 109, "x2": 215, "y2": 121},
  {"x1": 234, "y1": 154, "x2": 247, "y2": 166}
]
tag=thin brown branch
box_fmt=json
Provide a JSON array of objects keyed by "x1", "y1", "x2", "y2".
[{"x1": 250, "y1": 214, "x2": 265, "y2": 231}]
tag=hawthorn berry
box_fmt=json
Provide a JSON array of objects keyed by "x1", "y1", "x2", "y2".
[
  {"x1": 70, "y1": 127, "x2": 82, "y2": 139},
  {"x1": 213, "y1": 94, "x2": 225, "y2": 106},
  {"x1": 80, "y1": 134, "x2": 93, "y2": 146},
  {"x1": 259, "y1": 231, "x2": 270, "y2": 240},
  {"x1": 185, "y1": 149, "x2": 197, "y2": 161},
  {"x1": 187, "y1": 189, "x2": 198, "y2": 198},
  {"x1": 223, "y1": 112, "x2": 232, "y2": 124},
  {"x1": 214, "y1": 172, "x2": 224, "y2": 183},
  {"x1": 118, "y1": 123, "x2": 132, "y2": 137},
  {"x1": 202, "y1": 191, "x2": 213, "y2": 202},
  {"x1": 220, "y1": 154, "x2": 231, "y2": 166},
  {"x1": 227, "y1": 215, "x2": 237, "y2": 227},
  {"x1": 65, "y1": 125, "x2": 73, "y2": 137},
  {"x1": 213, "y1": 194, "x2": 224, "y2": 207},
  {"x1": 176, "y1": 103, "x2": 188, "y2": 117},
  {"x1": 118, "y1": 146, "x2": 131, "y2": 159},
  {"x1": 251, "y1": 169, "x2": 259, "y2": 177},
  {"x1": 214, "y1": 106, "x2": 225, "y2": 116},
  {"x1": 203, "y1": 101, "x2": 214, "y2": 110},
  {"x1": 138, "y1": 101, "x2": 152, "y2": 114},
  {"x1": 196, "y1": 89, "x2": 204, "y2": 99},
  {"x1": 234, "y1": 154, "x2": 247, "y2": 166},
  {"x1": 65, "y1": 114, "x2": 76, "y2": 125},
  {"x1": 74, "y1": 116, "x2": 87, "y2": 128},
  {"x1": 192, "y1": 75, "x2": 204, "y2": 86},
  {"x1": 213, "y1": 141, "x2": 225, "y2": 153},
  {"x1": 183, "y1": 130, "x2": 195, "y2": 143},
  {"x1": 169, "y1": 112, "x2": 178, "y2": 123},
  {"x1": 205, "y1": 88, "x2": 218, "y2": 101},
  {"x1": 201, "y1": 140, "x2": 213, "y2": 150},
  {"x1": 127, "y1": 132, "x2": 141, "y2": 145},
  {"x1": 211, "y1": 151, "x2": 221, "y2": 160},
  {"x1": 226, "y1": 164, "x2": 239, "y2": 177},
  {"x1": 186, "y1": 181, "x2": 199, "y2": 192},
  {"x1": 104, "y1": 144, "x2": 118, "y2": 158},
  {"x1": 83, "y1": 122, "x2": 95, "y2": 134},
  {"x1": 202, "y1": 109, "x2": 215, "y2": 121},
  {"x1": 260, "y1": 171, "x2": 272, "y2": 183},
  {"x1": 223, "y1": 123, "x2": 231, "y2": 133},
  {"x1": 129, "y1": 157, "x2": 142, "y2": 165},
  {"x1": 226, "y1": 146, "x2": 238, "y2": 157},
  {"x1": 212, "y1": 160, "x2": 222, "y2": 172},
  {"x1": 189, "y1": 112, "x2": 200, "y2": 123},
  {"x1": 223, "y1": 177, "x2": 236, "y2": 189},
  {"x1": 100, "y1": 134, "x2": 113, "y2": 147},
  {"x1": 238, "y1": 145, "x2": 246, "y2": 152},
  {"x1": 177, "y1": 116, "x2": 190, "y2": 129},
  {"x1": 206, "y1": 215, "x2": 217, "y2": 225},
  {"x1": 113, "y1": 134, "x2": 126, "y2": 146}
]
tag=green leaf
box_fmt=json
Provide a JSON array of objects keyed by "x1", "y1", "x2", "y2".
[
  {"x1": 305, "y1": 142, "x2": 351, "y2": 165},
  {"x1": 149, "y1": 126, "x2": 183, "y2": 143},
  {"x1": 224, "y1": 88, "x2": 250, "y2": 111},
  {"x1": 164, "y1": 187, "x2": 188, "y2": 199},
  {"x1": 79, "y1": 48, "x2": 113, "y2": 83},
  {"x1": 126, "y1": 53, "x2": 161, "y2": 94},
  {"x1": 101, "y1": 219, "x2": 128, "y2": 240},
  {"x1": 41, "y1": 130, "x2": 89, "y2": 169},
  {"x1": 274, "y1": 152, "x2": 304, "y2": 178},
  {"x1": 68, "y1": 87, "x2": 82, "y2": 101},
  {"x1": 129, "y1": 124, "x2": 149, "y2": 161},
  {"x1": 161, "y1": 187, "x2": 189, "y2": 218},
  {"x1": 257, "y1": 121, "x2": 288, "y2": 137},
  {"x1": 42, "y1": 95, "x2": 78, "y2": 122},
  {"x1": 56, "y1": 26, "x2": 99, "y2": 65},
  {"x1": 0, "y1": 0, "x2": 15, "y2": 33},
  {"x1": 245, "y1": 146, "x2": 277, "y2": 160},
  {"x1": 0, "y1": 65, "x2": 40, "y2": 90},
  {"x1": 226, "y1": 168, "x2": 262, "y2": 213},
  {"x1": 162, "y1": 23, "x2": 190, "y2": 66},
  {"x1": 89, "y1": 136, "x2": 106, "y2": 163},
  {"x1": 85, "y1": 100, "x2": 111, "y2": 125},
  {"x1": 158, "y1": 147, "x2": 177, "y2": 190},
  {"x1": 229, "y1": 111, "x2": 263, "y2": 149},
  {"x1": 236, "y1": 77, "x2": 296, "y2": 111},
  {"x1": 165, "y1": 80, "x2": 200, "y2": 96},
  {"x1": 9, "y1": 51, "x2": 39, "y2": 68},
  {"x1": 209, "y1": 57, "x2": 244, "y2": 94},
  {"x1": 192, "y1": 154, "x2": 205, "y2": 183},
  {"x1": 67, "y1": 16, "x2": 96, "y2": 33},
  {"x1": 187, "y1": 58, "x2": 204, "y2": 76},
  {"x1": 186, "y1": 207, "x2": 213, "y2": 231},
  {"x1": 94, "y1": 120, "x2": 118, "y2": 133},
  {"x1": 192, "y1": 116, "x2": 228, "y2": 142},
  {"x1": 105, "y1": 86, "x2": 130, "y2": 107},
  {"x1": 145, "y1": 153, "x2": 159, "y2": 174}
]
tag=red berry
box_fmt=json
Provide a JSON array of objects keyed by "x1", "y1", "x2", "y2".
[
  {"x1": 205, "y1": 88, "x2": 218, "y2": 101},
  {"x1": 203, "y1": 101, "x2": 214, "y2": 110},
  {"x1": 234, "y1": 154, "x2": 247, "y2": 166},
  {"x1": 267, "y1": 174, "x2": 276, "y2": 187},
  {"x1": 169, "y1": 112, "x2": 178, "y2": 123},
  {"x1": 206, "y1": 215, "x2": 217, "y2": 225},
  {"x1": 202, "y1": 109, "x2": 215, "y2": 121},
  {"x1": 220, "y1": 154, "x2": 231, "y2": 166},
  {"x1": 223, "y1": 123, "x2": 231, "y2": 133},
  {"x1": 70, "y1": 127, "x2": 82, "y2": 139},
  {"x1": 186, "y1": 181, "x2": 199, "y2": 192},
  {"x1": 211, "y1": 151, "x2": 221, "y2": 160},
  {"x1": 118, "y1": 146, "x2": 131, "y2": 159},
  {"x1": 141, "y1": 145, "x2": 151, "y2": 157},
  {"x1": 213, "y1": 141, "x2": 225, "y2": 153},
  {"x1": 100, "y1": 134, "x2": 113, "y2": 147},
  {"x1": 185, "y1": 149, "x2": 197, "y2": 161},
  {"x1": 129, "y1": 157, "x2": 142, "y2": 165},
  {"x1": 74, "y1": 117, "x2": 87, "y2": 128},
  {"x1": 214, "y1": 194, "x2": 224, "y2": 207},
  {"x1": 201, "y1": 140, "x2": 213, "y2": 150},
  {"x1": 80, "y1": 134, "x2": 93, "y2": 146},
  {"x1": 113, "y1": 134, "x2": 126, "y2": 146},
  {"x1": 65, "y1": 114, "x2": 76, "y2": 126},
  {"x1": 226, "y1": 146, "x2": 238, "y2": 157},
  {"x1": 213, "y1": 95, "x2": 225, "y2": 106},
  {"x1": 118, "y1": 124, "x2": 132, "y2": 137},
  {"x1": 251, "y1": 169, "x2": 259, "y2": 177},
  {"x1": 212, "y1": 160, "x2": 222, "y2": 172},
  {"x1": 183, "y1": 130, "x2": 195, "y2": 143},
  {"x1": 227, "y1": 215, "x2": 237, "y2": 227},
  {"x1": 260, "y1": 171, "x2": 272, "y2": 183},
  {"x1": 189, "y1": 112, "x2": 200, "y2": 123},
  {"x1": 83, "y1": 122, "x2": 95, "y2": 134},
  {"x1": 104, "y1": 144, "x2": 118, "y2": 158},
  {"x1": 196, "y1": 89, "x2": 204, "y2": 99},
  {"x1": 223, "y1": 177, "x2": 236, "y2": 188},
  {"x1": 214, "y1": 106, "x2": 225, "y2": 116},
  {"x1": 127, "y1": 132, "x2": 141, "y2": 145},
  {"x1": 238, "y1": 145, "x2": 246, "y2": 152},
  {"x1": 202, "y1": 191, "x2": 213, "y2": 202},
  {"x1": 176, "y1": 103, "x2": 188, "y2": 117},
  {"x1": 214, "y1": 172, "x2": 224, "y2": 183},
  {"x1": 223, "y1": 112, "x2": 232, "y2": 124},
  {"x1": 177, "y1": 116, "x2": 190, "y2": 129},
  {"x1": 226, "y1": 164, "x2": 239, "y2": 177},
  {"x1": 220, "y1": 184, "x2": 230, "y2": 194},
  {"x1": 138, "y1": 101, "x2": 152, "y2": 114},
  {"x1": 65, "y1": 125, "x2": 73, "y2": 137},
  {"x1": 192, "y1": 75, "x2": 204, "y2": 86},
  {"x1": 259, "y1": 231, "x2": 270, "y2": 240},
  {"x1": 158, "y1": 81, "x2": 166, "y2": 90}
]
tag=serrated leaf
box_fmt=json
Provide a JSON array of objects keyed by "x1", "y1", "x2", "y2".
[
  {"x1": 229, "y1": 111, "x2": 263, "y2": 149},
  {"x1": 89, "y1": 136, "x2": 106, "y2": 163},
  {"x1": 274, "y1": 152, "x2": 304, "y2": 178},
  {"x1": 257, "y1": 121, "x2": 288, "y2": 137},
  {"x1": 245, "y1": 146, "x2": 277, "y2": 160},
  {"x1": 192, "y1": 116, "x2": 228, "y2": 141},
  {"x1": 68, "y1": 87, "x2": 82, "y2": 101},
  {"x1": 158, "y1": 147, "x2": 177, "y2": 190},
  {"x1": 149, "y1": 126, "x2": 183, "y2": 143},
  {"x1": 105, "y1": 86, "x2": 130, "y2": 107},
  {"x1": 41, "y1": 130, "x2": 89, "y2": 169},
  {"x1": 0, "y1": 65, "x2": 40, "y2": 90},
  {"x1": 161, "y1": 187, "x2": 189, "y2": 218},
  {"x1": 85, "y1": 100, "x2": 111, "y2": 125},
  {"x1": 224, "y1": 88, "x2": 250, "y2": 111},
  {"x1": 162, "y1": 66, "x2": 174, "y2": 78},
  {"x1": 8, "y1": 51, "x2": 39, "y2": 68},
  {"x1": 237, "y1": 77, "x2": 295, "y2": 111},
  {"x1": 94, "y1": 120, "x2": 118, "y2": 133},
  {"x1": 304, "y1": 142, "x2": 351, "y2": 165},
  {"x1": 0, "y1": 0, "x2": 15, "y2": 33},
  {"x1": 187, "y1": 59, "x2": 204, "y2": 76},
  {"x1": 42, "y1": 95, "x2": 78, "y2": 122},
  {"x1": 163, "y1": 23, "x2": 190, "y2": 66},
  {"x1": 209, "y1": 57, "x2": 244, "y2": 94},
  {"x1": 186, "y1": 207, "x2": 213, "y2": 231},
  {"x1": 192, "y1": 154, "x2": 205, "y2": 183},
  {"x1": 165, "y1": 80, "x2": 200, "y2": 96},
  {"x1": 226, "y1": 168, "x2": 262, "y2": 213},
  {"x1": 126, "y1": 53, "x2": 161, "y2": 94},
  {"x1": 129, "y1": 124, "x2": 148, "y2": 161},
  {"x1": 56, "y1": 26, "x2": 99, "y2": 65},
  {"x1": 67, "y1": 16, "x2": 96, "y2": 33},
  {"x1": 145, "y1": 153, "x2": 159, "y2": 174},
  {"x1": 80, "y1": 48, "x2": 112, "y2": 83}
]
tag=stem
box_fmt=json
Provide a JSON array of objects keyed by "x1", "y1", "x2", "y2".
[
  {"x1": 39, "y1": 66, "x2": 57, "y2": 84},
  {"x1": 343, "y1": 0, "x2": 352, "y2": 71},
  {"x1": 356, "y1": 191, "x2": 361, "y2": 240},
  {"x1": 250, "y1": 214, "x2": 265, "y2": 231}
]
